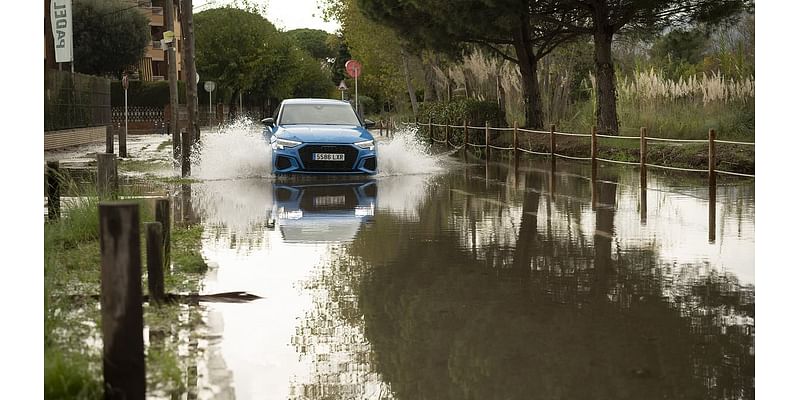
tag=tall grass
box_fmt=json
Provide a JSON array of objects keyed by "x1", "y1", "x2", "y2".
[{"x1": 430, "y1": 49, "x2": 754, "y2": 140}]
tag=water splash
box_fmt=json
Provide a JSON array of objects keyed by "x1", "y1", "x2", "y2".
[
  {"x1": 192, "y1": 118, "x2": 272, "y2": 180},
  {"x1": 191, "y1": 119, "x2": 443, "y2": 180},
  {"x1": 375, "y1": 126, "x2": 444, "y2": 176}
]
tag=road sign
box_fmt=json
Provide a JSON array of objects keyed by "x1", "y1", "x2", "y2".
[
  {"x1": 163, "y1": 30, "x2": 175, "y2": 44},
  {"x1": 204, "y1": 81, "x2": 216, "y2": 92},
  {"x1": 338, "y1": 81, "x2": 348, "y2": 91},
  {"x1": 122, "y1": 74, "x2": 129, "y2": 90},
  {"x1": 196, "y1": 72, "x2": 200, "y2": 85},
  {"x1": 345, "y1": 60, "x2": 362, "y2": 78}
]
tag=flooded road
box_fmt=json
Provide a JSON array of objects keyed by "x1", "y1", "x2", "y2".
[{"x1": 177, "y1": 126, "x2": 754, "y2": 399}]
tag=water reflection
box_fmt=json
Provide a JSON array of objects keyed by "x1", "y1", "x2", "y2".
[
  {"x1": 271, "y1": 181, "x2": 377, "y2": 243},
  {"x1": 189, "y1": 156, "x2": 753, "y2": 399}
]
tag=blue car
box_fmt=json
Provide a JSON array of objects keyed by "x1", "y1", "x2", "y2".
[
  {"x1": 263, "y1": 98, "x2": 377, "y2": 175},
  {"x1": 268, "y1": 180, "x2": 377, "y2": 243}
]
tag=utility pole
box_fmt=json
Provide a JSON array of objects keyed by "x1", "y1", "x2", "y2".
[
  {"x1": 182, "y1": 0, "x2": 198, "y2": 143},
  {"x1": 166, "y1": 0, "x2": 180, "y2": 160}
]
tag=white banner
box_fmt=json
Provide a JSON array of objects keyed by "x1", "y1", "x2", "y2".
[{"x1": 50, "y1": 0, "x2": 73, "y2": 63}]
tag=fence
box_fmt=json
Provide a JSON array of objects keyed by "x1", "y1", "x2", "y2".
[
  {"x1": 408, "y1": 119, "x2": 755, "y2": 178},
  {"x1": 45, "y1": 70, "x2": 111, "y2": 132},
  {"x1": 112, "y1": 106, "x2": 166, "y2": 135}
]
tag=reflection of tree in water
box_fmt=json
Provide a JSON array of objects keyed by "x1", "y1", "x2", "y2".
[
  {"x1": 289, "y1": 249, "x2": 394, "y2": 399},
  {"x1": 298, "y1": 162, "x2": 753, "y2": 400}
]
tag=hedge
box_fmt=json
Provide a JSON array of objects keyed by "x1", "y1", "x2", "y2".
[{"x1": 111, "y1": 80, "x2": 186, "y2": 107}]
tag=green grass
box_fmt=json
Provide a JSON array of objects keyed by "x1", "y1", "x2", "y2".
[
  {"x1": 156, "y1": 139, "x2": 172, "y2": 152},
  {"x1": 119, "y1": 158, "x2": 171, "y2": 173},
  {"x1": 44, "y1": 180, "x2": 208, "y2": 398}
]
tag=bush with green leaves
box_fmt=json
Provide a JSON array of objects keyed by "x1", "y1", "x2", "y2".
[
  {"x1": 418, "y1": 99, "x2": 505, "y2": 127},
  {"x1": 111, "y1": 80, "x2": 187, "y2": 107}
]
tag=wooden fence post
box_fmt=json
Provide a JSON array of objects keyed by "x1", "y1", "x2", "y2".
[
  {"x1": 106, "y1": 125, "x2": 115, "y2": 155},
  {"x1": 181, "y1": 130, "x2": 191, "y2": 178},
  {"x1": 145, "y1": 222, "x2": 165, "y2": 304},
  {"x1": 428, "y1": 117, "x2": 433, "y2": 144},
  {"x1": 99, "y1": 202, "x2": 145, "y2": 400},
  {"x1": 550, "y1": 124, "x2": 556, "y2": 157},
  {"x1": 155, "y1": 198, "x2": 171, "y2": 272},
  {"x1": 484, "y1": 121, "x2": 490, "y2": 160},
  {"x1": 46, "y1": 161, "x2": 60, "y2": 220},
  {"x1": 97, "y1": 153, "x2": 118, "y2": 199},
  {"x1": 708, "y1": 128, "x2": 716, "y2": 243},
  {"x1": 463, "y1": 120, "x2": 468, "y2": 157},
  {"x1": 640, "y1": 127, "x2": 648, "y2": 224}
]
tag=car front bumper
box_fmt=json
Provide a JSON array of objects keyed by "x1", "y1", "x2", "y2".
[{"x1": 272, "y1": 143, "x2": 377, "y2": 175}]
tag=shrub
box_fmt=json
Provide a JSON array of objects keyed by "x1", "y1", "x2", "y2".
[
  {"x1": 418, "y1": 99, "x2": 506, "y2": 127},
  {"x1": 111, "y1": 80, "x2": 186, "y2": 107}
]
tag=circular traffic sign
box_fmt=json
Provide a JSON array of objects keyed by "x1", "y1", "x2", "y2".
[
  {"x1": 345, "y1": 59, "x2": 362, "y2": 78},
  {"x1": 204, "y1": 81, "x2": 216, "y2": 92}
]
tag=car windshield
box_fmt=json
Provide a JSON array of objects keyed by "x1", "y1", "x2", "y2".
[{"x1": 279, "y1": 104, "x2": 361, "y2": 126}]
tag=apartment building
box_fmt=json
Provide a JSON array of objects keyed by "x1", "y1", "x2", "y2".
[{"x1": 132, "y1": 0, "x2": 184, "y2": 81}]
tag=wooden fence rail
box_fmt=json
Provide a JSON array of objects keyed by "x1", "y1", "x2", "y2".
[{"x1": 402, "y1": 120, "x2": 754, "y2": 179}]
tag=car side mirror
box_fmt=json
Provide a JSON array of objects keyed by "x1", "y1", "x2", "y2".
[
  {"x1": 262, "y1": 117, "x2": 275, "y2": 127},
  {"x1": 364, "y1": 119, "x2": 375, "y2": 129}
]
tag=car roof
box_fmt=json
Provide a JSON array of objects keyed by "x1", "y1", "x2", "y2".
[{"x1": 281, "y1": 98, "x2": 350, "y2": 105}]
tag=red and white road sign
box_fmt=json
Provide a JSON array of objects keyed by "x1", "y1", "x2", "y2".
[
  {"x1": 345, "y1": 60, "x2": 362, "y2": 78},
  {"x1": 122, "y1": 74, "x2": 129, "y2": 90}
]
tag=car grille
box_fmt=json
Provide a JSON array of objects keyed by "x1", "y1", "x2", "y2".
[{"x1": 299, "y1": 145, "x2": 359, "y2": 171}]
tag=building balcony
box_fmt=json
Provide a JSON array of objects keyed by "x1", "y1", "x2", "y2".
[
  {"x1": 147, "y1": 42, "x2": 165, "y2": 61},
  {"x1": 144, "y1": 7, "x2": 164, "y2": 26}
]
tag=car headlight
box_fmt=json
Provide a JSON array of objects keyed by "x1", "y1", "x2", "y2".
[
  {"x1": 275, "y1": 138, "x2": 301, "y2": 149},
  {"x1": 354, "y1": 140, "x2": 374, "y2": 150}
]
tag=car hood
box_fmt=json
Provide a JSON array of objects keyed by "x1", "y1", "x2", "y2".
[{"x1": 276, "y1": 125, "x2": 372, "y2": 144}]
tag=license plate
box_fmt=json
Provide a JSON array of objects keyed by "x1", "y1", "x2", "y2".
[
  {"x1": 313, "y1": 153, "x2": 345, "y2": 161},
  {"x1": 313, "y1": 195, "x2": 346, "y2": 207}
]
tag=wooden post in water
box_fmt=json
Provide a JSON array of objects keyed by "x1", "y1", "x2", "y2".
[
  {"x1": 97, "y1": 153, "x2": 118, "y2": 199},
  {"x1": 428, "y1": 117, "x2": 433, "y2": 144},
  {"x1": 145, "y1": 222, "x2": 165, "y2": 304},
  {"x1": 46, "y1": 161, "x2": 60, "y2": 220},
  {"x1": 484, "y1": 121, "x2": 490, "y2": 161},
  {"x1": 549, "y1": 157, "x2": 556, "y2": 200},
  {"x1": 640, "y1": 127, "x2": 648, "y2": 224},
  {"x1": 550, "y1": 124, "x2": 556, "y2": 158},
  {"x1": 463, "y1": 120, "x2": 468, "y2": 158},
  {"x1": 181, "y1": 130, "x2": 191, "y2": 177},
  {"x1": 708, "y1": 128, "x2": 717, "y2": 243},
  {"x1": 155, "y1": 198, "x2": 171, "y2": 272},
  {"x1": 513, "y1": 120, "x2": 519, "y2": 163},
  {"x1": 99, "y1": 202, "x2": 145, "y2": 400},
  {"x1": 106, "y1": 125, "x2": 115, "y2": 154},
  {"x1": 592, "y1": 125, "x2": 597, "y2": 210}
]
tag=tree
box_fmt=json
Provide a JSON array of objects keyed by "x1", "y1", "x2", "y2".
[
  {"x1": 287, "y1": 28, "x2": 337, "y2": 61},
  {"x1": 194, "y1": 7, "x2": 283, "y2": 105},
  {"x1": 323, "y1": 0, "x2": 421, "y2": 114},
  {"x1": 357, "y1": 0, "x2": 577, "y2": 129},
  {"x1": 548, "y1": 0, "x2": 752, "y2": 133},
  {"x1": 72, "y1": 0, "x2": 149, "y2": 77}
]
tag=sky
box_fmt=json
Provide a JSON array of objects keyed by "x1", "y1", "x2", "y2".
[{"x1": 194, "y1": 0, "x2": 340, "y2": 33}]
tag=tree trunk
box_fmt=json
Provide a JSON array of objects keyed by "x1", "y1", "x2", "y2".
[
  {"x1": 593, "y1": 28, "x2": 619, "y2": 134},
  {"x1": 401, "y1": 50, "x2": 419, "y2": 115},
  {"x1": 182, "y1": 0, "x2": 199, "y2": 142},
  {"x1": 512, "y1": 17, "x2": 545, "y2": 129},
  {"x1": 422, "y1": 54, "x2": 437, "y2": 102},
  {"x1": 166, "y1": 0, "x2": 180, "y2": 159}
]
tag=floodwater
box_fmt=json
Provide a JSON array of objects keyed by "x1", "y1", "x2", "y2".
[{"x1": 178, "y1": 123, "x2": 754, "y2": 399}]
